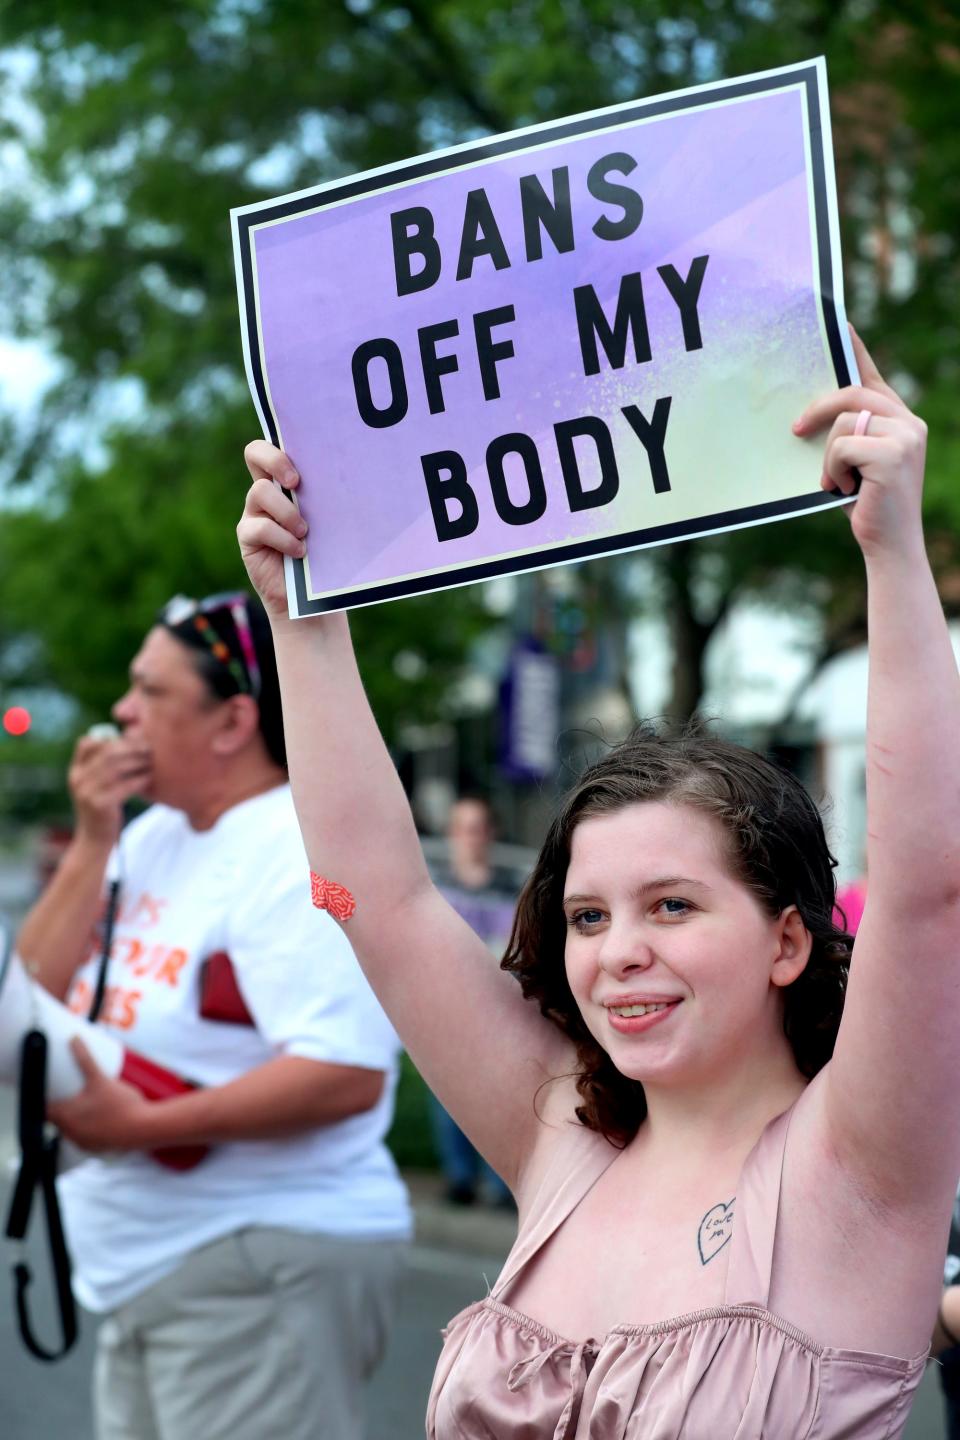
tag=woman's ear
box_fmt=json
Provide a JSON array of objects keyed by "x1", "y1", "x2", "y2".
[{"x1": 770, "y1": 905, "x2": 813, "y2": 988}]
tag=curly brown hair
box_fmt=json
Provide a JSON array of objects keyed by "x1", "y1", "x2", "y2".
[{"x1": 502, "y1": 726, "x2": 851, "y2": 1147}]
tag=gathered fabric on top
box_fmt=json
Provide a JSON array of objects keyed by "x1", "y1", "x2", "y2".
[{"x1": 426, "y1": 1092, "x2": 927, "y2": 1440}]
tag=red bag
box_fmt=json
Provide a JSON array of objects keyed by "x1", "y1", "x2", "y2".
[
  {"x1": 118, "y1": 1050, "x2": 208, "y2": 1172},
  {"x1": 198, "y1": 951, "x2": 255, "y2": 1028}
]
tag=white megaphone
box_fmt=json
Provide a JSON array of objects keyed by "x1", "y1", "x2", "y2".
[{"x1": 0, "y1": 920, "x2": 207, "y2": 1171}]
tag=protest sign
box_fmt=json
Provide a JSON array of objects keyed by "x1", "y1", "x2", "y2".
[{"x1": 232, "y1": 57, "x2": 857, "y2": 617}]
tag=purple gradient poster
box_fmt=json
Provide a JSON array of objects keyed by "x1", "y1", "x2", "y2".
[{"x1": 232, "y1": 58, "x2": 857, "y2": 617}]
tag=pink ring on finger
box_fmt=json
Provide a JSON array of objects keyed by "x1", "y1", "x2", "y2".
[{"x1": 853, "y1": 409, "x2": 872, "y2": 437}]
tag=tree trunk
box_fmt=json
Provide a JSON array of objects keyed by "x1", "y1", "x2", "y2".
[{"x1": 661, "y1": 545, "x2": 720, "y2": 722}]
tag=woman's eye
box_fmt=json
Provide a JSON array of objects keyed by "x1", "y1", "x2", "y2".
[
  {"x1": 657, "y1": 897, "x2": 690, "y2": 917},
  {"x1": 569, "y1": 909, "x2": 604, "y2": 930}
]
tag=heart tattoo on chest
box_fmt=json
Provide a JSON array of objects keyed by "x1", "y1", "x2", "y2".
[{"x1": 697, "y1": 1197, "x2": 735, "y2": 1266}]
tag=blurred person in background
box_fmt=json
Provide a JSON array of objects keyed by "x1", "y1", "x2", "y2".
[
  {"x1": 428, "y1": 795, "x2": 517, "y2": 1207},
  {"x1": 834, "y1": 864, "x2": 867, "y2": 937},
  {"x1": 16, "y1": 591, "x2": 410, "y2": 1440}
]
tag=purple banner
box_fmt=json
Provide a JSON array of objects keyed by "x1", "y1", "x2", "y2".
[{"x1": 233, "y1": 58, "x2": 856, "y2": 616}]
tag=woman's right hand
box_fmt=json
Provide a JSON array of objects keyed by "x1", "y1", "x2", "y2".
[{"x1": 238, "y1": 440, "x2": 308, "y2": 619}]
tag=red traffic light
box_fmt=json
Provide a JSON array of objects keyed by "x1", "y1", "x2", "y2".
[{"x1": 3, "y1": 706, "x2": 31, "y2": 737}]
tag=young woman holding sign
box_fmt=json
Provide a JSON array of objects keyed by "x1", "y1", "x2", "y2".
[{"x1": 236, "y1": 331, "x2": 957, "y2": 1438}]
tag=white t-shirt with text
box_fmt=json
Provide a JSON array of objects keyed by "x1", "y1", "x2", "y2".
[{"x1": 58, "y1": 784, "x2": 411, "y2": 1312}]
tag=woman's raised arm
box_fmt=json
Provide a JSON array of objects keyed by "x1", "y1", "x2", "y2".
[
  {"x1": 795, "y1": 334, "x2": 960, "y2": 1215},
  {"x1": 237, "y1": 442, "x2": 574, "y2": 1187}
]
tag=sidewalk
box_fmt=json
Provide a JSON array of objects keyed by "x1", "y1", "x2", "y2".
[{"x1": 405, "y1": 1169, "x2": 517, "y2": 1259}]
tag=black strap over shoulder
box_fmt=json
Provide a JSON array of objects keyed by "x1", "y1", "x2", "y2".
[
  {"x1": 88, "y1": 876, "x2": 121, "y2": 1024},
  {"x1": 4, "y1": 1029, "x2": 79, "y2": 1361}
]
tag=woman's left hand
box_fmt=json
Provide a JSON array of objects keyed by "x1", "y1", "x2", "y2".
[{"x1": 792, "y1": 327, "x2": 928, "y2": 561}]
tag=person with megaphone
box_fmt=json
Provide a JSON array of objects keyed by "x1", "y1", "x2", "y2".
[{"x1": 9, "y1": 592, "x2": 411, "y2": 1440}]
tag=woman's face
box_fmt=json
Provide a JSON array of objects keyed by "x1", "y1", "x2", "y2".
[{"x1": 562, "y1": 801, "x2": 809, "y2": 1088}]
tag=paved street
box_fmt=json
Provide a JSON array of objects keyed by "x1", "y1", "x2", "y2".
[{"x1": 0, "y1": 1150, "x2": 508, "y2": 1440}]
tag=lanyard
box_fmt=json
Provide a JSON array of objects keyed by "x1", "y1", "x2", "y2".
[
  {"x1": 88, "y1": 875, "x2": 122, "y2": 1024},
  {"x1": 4, "y1": 1028, "x2": 79, "y2": 1361}
]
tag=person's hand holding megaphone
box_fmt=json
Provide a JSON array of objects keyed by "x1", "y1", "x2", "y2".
[
  {"x1": 69, "y1": 726, "x2": 152, "y2": 851},
  {"x1": 47, "y1": 1036, "x2": 156, "y2": 1154}
]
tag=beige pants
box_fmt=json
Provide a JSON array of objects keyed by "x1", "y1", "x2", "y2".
[{"x1": 92, "y1": 1228, "x2": 407, "y2": 1440}]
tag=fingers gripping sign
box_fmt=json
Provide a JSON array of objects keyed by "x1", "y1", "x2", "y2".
[
  {"x1": 239, "y1": 442, "x2": 307, "y2": 618},
  {"x1": 792, "y1": 327, "x2": 927, "y2": 561}
]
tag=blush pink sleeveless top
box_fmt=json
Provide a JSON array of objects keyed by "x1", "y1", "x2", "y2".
[{"x1": 426, "y1": 1095, "x2": 927, "y2": 1439}]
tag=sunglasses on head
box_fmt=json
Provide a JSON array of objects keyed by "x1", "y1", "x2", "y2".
[{"x1": 159, "y1": 593, "x2": 261, "y2": 699}]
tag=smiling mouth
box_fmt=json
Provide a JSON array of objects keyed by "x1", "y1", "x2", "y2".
[{"x1": 607, "y1": 1001, "x2": 673, "y2": 1018}]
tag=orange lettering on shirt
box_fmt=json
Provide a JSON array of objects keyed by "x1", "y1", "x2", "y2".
[
  {"x1": 154, "y1": 949, "x2": 187, "y2": 988},
  {"x1": 140, "y1": 893, "x2": 168, "y2": 928},
  {"x1": 67, "y1": 978, "x2": 92, "y2": 1015},
  {"x1": 119, "y1": 938, "x2": 149, "y2": 975},
  {"x1": 107, "y1": 938, "x2": 189, "y2": 987},
  {"x1": 100, "y1": 986, "x2": 120, "y2": 1025},
  {"x1": 116, "y1": 890, "x2": 168, "y2": 930},
  {"x1": 102, "y1": 985, "x2": 141, "y2": 1031},
  {"x1": 117, "y1": 989, "x2": 141, "y2": 1030}
]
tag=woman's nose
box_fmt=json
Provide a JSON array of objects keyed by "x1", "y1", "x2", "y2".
[{"x1": 596, "y1": 923, "x2": 655, "y2": 978}]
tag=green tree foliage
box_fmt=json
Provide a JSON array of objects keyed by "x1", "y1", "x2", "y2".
[{"x1": 0, "y1": 0, "x2": 957, "y2": 728}]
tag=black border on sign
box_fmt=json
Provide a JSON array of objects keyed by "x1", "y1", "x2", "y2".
[{"x1": 234, "y1": 60, "x2": 847, "y2": 616}]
